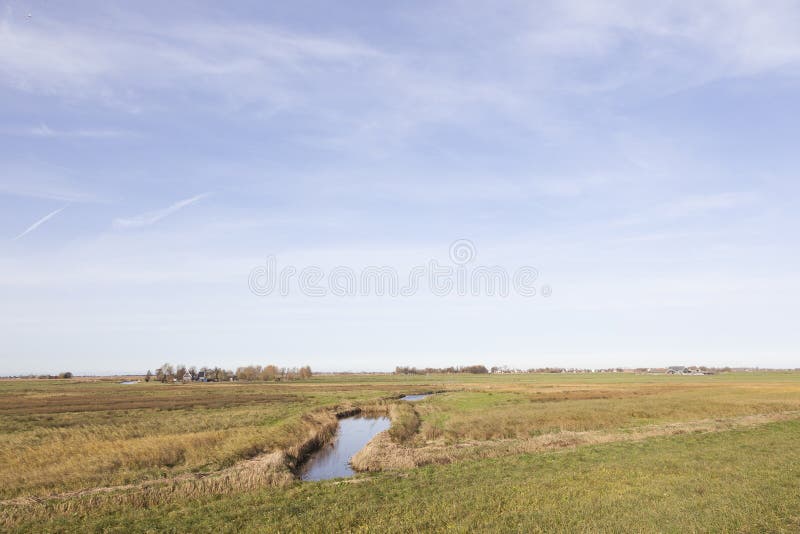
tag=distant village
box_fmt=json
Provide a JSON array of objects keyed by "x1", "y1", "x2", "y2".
[
  {"x1": 488, "y1": 366, "x2": 742, "y2": 375},
  {"x1": 4, "y1": 364, "x2": 794, "y2": 381},
  {"x1": 394, "y1": 365, "x2": 772, "y2": 376},
  {"x1": 145, "y1": 364, "x2": 313, "y2": 383}
]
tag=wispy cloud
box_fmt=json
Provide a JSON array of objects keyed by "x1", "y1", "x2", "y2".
[
  {"x1": 0, "y1": 163, "x2": 101, "y2": 203},
  {"x1": 113, "y1": 193, "x2": 211, "y2": 229},
  {"x1": 14, "y1": 205, "x2": 67, "y2": 240},
  {"x1": 662, "y1": 192, "x2": 756, "y2": 218},
  {"x1": 611, "y1": 192, "x2": 757, "y2": 228},
  {"x1": 0, "y1": 15, "x2": 382, "y2": 109},
  {"x1": 10, "y1": 124, "x2": 132, "y2": 139}
]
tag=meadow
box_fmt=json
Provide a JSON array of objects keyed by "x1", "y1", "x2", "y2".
[{"x1": 1, "y1": 372, "x2": 799, "y2": 532}]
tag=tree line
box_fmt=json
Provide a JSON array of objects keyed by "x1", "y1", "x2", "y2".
[
  {"x1": 394, "y1": 365, "x2": 489, "y2": 375},
  {"x1": 234, "y1": 365, "x2": 312, "y2": 381},
  {"x1": 24, "y1": 372, "x2": 74, "y2": 379},
  {"x1": 146, "y1": 363, "x2": 312, "y2": 382}
]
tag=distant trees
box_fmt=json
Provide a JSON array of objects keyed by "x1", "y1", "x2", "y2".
[
  {"x1": 156, "y1": 364, "x2": 174, "y2": 383},
  {"x1": 235, "y1": 365, "x2": 313, "y2": 382},
  {"x1": 236, "y1": 365, "x2": 260, "y2": 381},
  {"x1": 263, "y1": 365, "x2": 280, "y2": 380},
  {"x1": 33, "y1": 372, "x2": 74, "y2": 379},
  {"x1": 461, "y1": 365, "x2": 489, "y2": 374},
  {"x1": 395, "y1": 365, "x2": 488, "y2": 375},
  {"x1": 149, "y1": 363, "x2": 312, "y2": 383},
  {"x1": 145, "y1": 370, "x2": 152, "y2": 382},
  {"x1": 210, "y1": 367, "x2": 232, "y2": 382}
]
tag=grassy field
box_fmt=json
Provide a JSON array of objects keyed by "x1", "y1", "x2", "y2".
[
  {"x1": 1, "y1": 372, "x2": 799, "y2": 532},
  {"x1": 0, "y1": 376, "x2": 423, "y2": 499}
]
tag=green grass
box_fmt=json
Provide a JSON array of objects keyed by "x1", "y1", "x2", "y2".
[
  {"x1": 415, "y1": 377, "x2": 800, "y2": 442},
  {"x1": 11, "y1": 419, "x2": 800, "y2": 533},
  {"x1": 2, "y1": 372, "x2": 799, "y2": 532}
]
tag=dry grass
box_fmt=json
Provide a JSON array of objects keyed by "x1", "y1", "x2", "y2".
[
  {"x1": 386, "y1": 402, "x2": 420, "y2": 443},
  {"x1": 0, "y1": 403, "x2": 405, "y2": 530},
  {"x1": 352, "y1": 410, "x2": 800, "y2": 471},
  {"x1": 413, "y1": 380, "x2": 800, "y2": 442},
  {"x1": 2, "y1": 371, "x2": 800, "y2": 530},
  {"x1": 8, "y1": 418, "x2": 800, "y2": 533},
  {"x1": 0, "y1": 379, "x2": 408, "y2": 499}
]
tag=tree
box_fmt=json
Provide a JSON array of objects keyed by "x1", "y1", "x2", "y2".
[
  {"x1": 236, "y1": 365, "x2": 261, "y2": 381},
  {"x1": 261, "y1": 365, "x2": 279, "y2": 381},
  {"x1": 395, "y1": 366, "x2": 420, "y2": 375},
  {"x1": 460, "y1": 365, "x2": 488, "y2": 374},
  {"x1": 281, "y1": 367, "x2": 298, "y2": 380},
  {"x1": 159, "y1": 363, "x2": 174, "y2": 383},
  {"x1": 299, "y1": 366, "x2": 312, "y2": 379},
  {"x1": 145, "y1": 370, "x2": 152, "y2": 382},
  {"x1": 58, "y1": 371, "x2": 73, "y2": 379}
]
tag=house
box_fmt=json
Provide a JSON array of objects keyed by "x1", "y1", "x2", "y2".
[
  {"x1": 196, "y1": 371, "x2": 207, "y2": 382},
  {"x1": 667, "y1": 366, "x2": 688, "y2": 375},
  {"x1": 182, "y1": 371, "x2": 192, "y2": 382}
]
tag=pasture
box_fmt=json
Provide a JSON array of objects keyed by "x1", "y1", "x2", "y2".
[{"x1": 1, "y1": 372, "x2": 799, "y2": 532}]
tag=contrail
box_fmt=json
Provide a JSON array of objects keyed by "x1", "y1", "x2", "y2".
[
  {"x1": 113, "y1": 193, "x2": 211, "y2": 229},
  {"x1": 14, "y1": 206, "x2": 68, "y2": 240}
]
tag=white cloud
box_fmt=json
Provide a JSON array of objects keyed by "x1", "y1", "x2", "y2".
[
  {"x1": 0, "y1": 124, "x2": 132, "y2": 138},
  {"x1": 552, "y1": 0, "x2": 800, "y2": 70},
  {"x1": 13, "y1": 205, "x2": 67, "y2": 240},
  {"x1": 611, "y1": 192, "x2": 757, "y2": 228},
  {"x1": 0, "y1": 16, "x2": 382, "y2": 107},
  {"x1": 113, "y1": 193, "x2": 211, "y2": 229},
  {"x1": 2, "y1": 2, "x2": 800, "y2": 121},
  {"x1": 663, "y1": 192, "x2": 756, "y2": 218},
  {"x1": 24, "y1": 124, "x2": 131, "y2": 138}
]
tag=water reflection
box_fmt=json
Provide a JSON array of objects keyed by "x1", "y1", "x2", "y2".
[
  {"x1": 300, "y1": 415, "x2": 390, "y2": 481},
  {"x1": 401, "y1": 394, "x2": 430, "y2": 401}
]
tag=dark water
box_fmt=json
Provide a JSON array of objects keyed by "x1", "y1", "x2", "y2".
[
  {"x1": 300, "y1": 415, "x2": 390, "y2": 481},
  {"x1": 401, "y1": 394, "x2": 430, "y2": 401}
]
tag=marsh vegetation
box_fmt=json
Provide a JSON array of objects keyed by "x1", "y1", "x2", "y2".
[{"x1": 1, "y1": 372, "x2": 799, "y2": 531}]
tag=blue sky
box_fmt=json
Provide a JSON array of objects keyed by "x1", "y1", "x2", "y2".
[{"x1": 1, "y1": 1, "x2": 799, "y2": 374}]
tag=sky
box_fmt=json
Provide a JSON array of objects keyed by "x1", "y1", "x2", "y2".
[{"x1": 1, "y1": 0, "x2": 799, "y2": 374}]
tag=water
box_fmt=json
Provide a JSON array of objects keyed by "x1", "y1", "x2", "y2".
[
  {"x1": 401, "y1": 394, "x2": 430, "y2": 401},
  {"x1": 119, "y1": 380, "x2": 138, "y2": 385},
  {"x1": 300, "y1": 415, "x2": 390, "y2": 481}
]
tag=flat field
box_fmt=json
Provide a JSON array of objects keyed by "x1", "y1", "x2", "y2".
[{"x1": 2, "y1": 372, "x2": 799, "y2": 532}]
